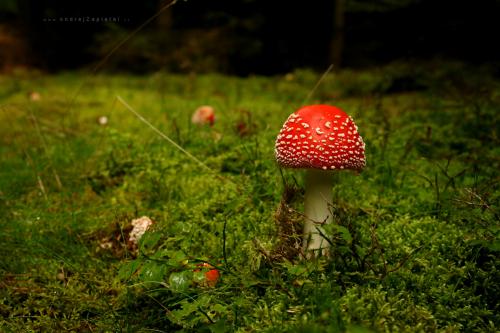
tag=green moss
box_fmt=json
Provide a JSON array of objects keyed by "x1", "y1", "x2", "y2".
[{"x1": 0, "y1": 62, "x2": 498, "y2": 332}]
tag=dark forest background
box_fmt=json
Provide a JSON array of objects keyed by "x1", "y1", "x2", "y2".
[{"x1": 1, "y1": 0, "x2": 499, "y2": 75}]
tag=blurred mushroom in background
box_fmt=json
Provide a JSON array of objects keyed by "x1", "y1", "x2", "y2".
[
  {"x1": 191, "y1": 105, "x2": 215, "y2": 126},
  {"x1": 28, "y1": 91, "x2": 41, "y2": 101},
  {"x1": 97, "y1": 116, "x2": 108, "y2": 126}
]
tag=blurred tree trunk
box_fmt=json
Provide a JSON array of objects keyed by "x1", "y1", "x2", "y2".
[
  {"x1": 156, "y1": 0, "x2": 174, "y2": 68},
  {"x1": 329, "y1": 0, "x2": 345, "y2": 70},
  {"x1": 16, "y1": 0, "x2": 43, "y2": 67}
]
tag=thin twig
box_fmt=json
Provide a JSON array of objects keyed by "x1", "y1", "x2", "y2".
[
  {"x1": 197, "y1": 306, "x2": 215, "y2": 324},
  {"x1": 115, "y1": 95, "x2": 244, "y2": 197},
  {"x1": 36, "y1": 175, "x2": 48, "y2": 202},
  {"x1": 146, "y1": 294, "x2": 171, "y2": 313},
  {"x1": 116, "y1": 96, "x2": 213, "y2": 174},
  {"x1": 302, "y1": 64, "x2": 334, "y2": 105},
  {"x1": 387, "y1": 246, "x2": 423, "y2": 274},
  {"x1": 22, "y1": 149, "x2": 48, "y2": 202},
  {"x1": 223, "y1": 218, "x2": 229, "y2": 270}
]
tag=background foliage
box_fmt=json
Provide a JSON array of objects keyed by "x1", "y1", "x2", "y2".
[{"x1": 1, "y1": 0, "x2": 500, "y2": 74}]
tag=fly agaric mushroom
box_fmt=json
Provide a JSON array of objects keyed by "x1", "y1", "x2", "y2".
[
  {"x1": 192, "y1": 105, "x2": 215, "y2": 126},
  {"x1": 275, "y1": 105, "x2": 365, "y2": 257}
]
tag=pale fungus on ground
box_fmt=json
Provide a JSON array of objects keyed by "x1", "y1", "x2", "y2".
[
  {"x1": 275, "y1": 104, "x2": 366, "y2": 257},
  {"x1": 28, "y1": 91, "x2": 41, "y2": 101},
  {"x1": 96, "y1": 216, "x2": 154, "y2": 256},
  {"x1": 97, "y1": 115, "x2": 108, "y2": 126},
  {"x1": 127, "y1": 216, "x2": 154, "y2": 251}
]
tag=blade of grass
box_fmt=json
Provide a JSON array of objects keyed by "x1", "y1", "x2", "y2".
[
  {"x1": 28, "y1": 109, "x2": 63, "y2": 190},
  {"x1": 301, "y1": 63, "x2": 334, "y2": 105}
]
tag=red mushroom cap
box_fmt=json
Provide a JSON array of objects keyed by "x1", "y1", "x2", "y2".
[
  {"x1": 194, "y1": 263, "x2": 220, "y2": 287},
  {"x1": 275, "y1": 105, "x2": 366, "y2": 170},
  {"x1": 205, "y1": 268, "x2": 220, "y2": 286},
  {"x1": 192, "y1": 106, "x2": 215, "y2": 126}
]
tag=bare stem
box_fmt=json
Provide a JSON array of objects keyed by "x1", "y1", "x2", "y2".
[{"x1": 303, "y1": 169, "x2": 333, "y2": 256}]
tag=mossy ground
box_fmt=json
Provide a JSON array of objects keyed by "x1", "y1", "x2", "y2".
[{"x1": 0, "y1": 62, "x2": 499, "y2": 332}]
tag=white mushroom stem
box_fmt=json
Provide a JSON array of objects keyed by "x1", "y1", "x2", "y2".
[{"x1": 303, "y1": 169, "x2": 333, "y2": 256}]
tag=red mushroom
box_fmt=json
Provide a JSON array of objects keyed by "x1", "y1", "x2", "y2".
[
  {"x1": 192, "y1": 105, "x2": 215, "y2": 126},
  {"x1": 204, "y1": 267, "x2": 220, "y2": 287},
  {"x1": 193, "y1": 263, "x2": 220, "y2": 287},
  {"x1": 275, "y1": 105, "x2": 366, "y2": 257}
]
